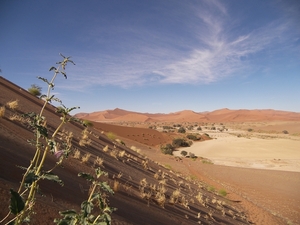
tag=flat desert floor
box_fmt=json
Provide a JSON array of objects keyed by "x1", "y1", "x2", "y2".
[
  {"x1": 133, "y1": 125, "x2": 299, "y2": 225},
  {"x1": 174, "y1": 130, "x2": 300, "y2": 172}
]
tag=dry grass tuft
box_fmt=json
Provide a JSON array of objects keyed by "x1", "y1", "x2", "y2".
[
  {"x1": 9, "y1": 114, "x2": 23, "y2": 122},
  {"x1": 130, "y1": 146, "x2": 141, "y2": 153},
  {"x1": 94, "y1": 156, "x2": 104, "y2": 167},
  {"x1": 79, "y1": 128, "x2": 91, "y2": 146},
  {"x1": 81, "y1": 153, "x2": 91, "y2": 163},
  {"x1": 73, "y1": 149, "x2": 81, "y2": 159},
  {"x1": 103, "y1": 145, "x2": 109, "y2": 152},
  {"x1": 118, "y1": 150, "x2": 126, "y2": 158},
  {"x1": 6, "y1": 100, "x2": 19, "y2": 110},
  {"x1": 0, "y1": 106, "x2": 5, "y2": 117},
  {"x1": 113, "y1": 180, "x2": 120, "y2": 192}
]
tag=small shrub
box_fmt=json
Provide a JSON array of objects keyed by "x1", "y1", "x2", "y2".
[
  {"x1": 178, "y1": 127, "x2": 186, "y2": 133},
  {"x1": 172, "y1": 138, "x2": 190, "y2": 147},
  {"x1": 107, "y1": 132, "x2": 116, "y2": 140},
  {"x1": 197, "y1": 126, "x2": 202, "y2": 131},
  {"x1": 186, "y1": 134, "x2": 200, "y2": 141},
  {"x1": 181, "y1": 150, "x2": 188, "y2": 157},
  {"x1": 247, "y1": 128, "x2": 253, "y2": 132},
  {"x1": 282, "y1": 130, "x2": 289, "y2": 134},
  {"x1": 207, "y1": 186, "x2": 215, "y2": 192},
  {"x1": 28, "y1": 84, "x2": 42, "y2": 97},
  {"x1": 202, "y1": 159, "x2": 213, "y2": 164},
  {"x1": 161, "y1": 144, "x2": 174, "y2": 155}
]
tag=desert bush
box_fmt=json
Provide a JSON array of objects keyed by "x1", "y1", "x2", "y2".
[
  {"x1": 160, "y1": 144, "x2": 174, "y2": 155},
  {"x1": 0, "y1": 54, "x2": 114, "y2": 225},
  {"x1": 172, "y1": 138, "x2": 190, "y2": 147},
  {"x1": 28, "y1": 84, "x2": 42, "y2": 97},
  {"x1": 247, "y1": 128, "x2": 253, "y2": 132},
  {"x1": 282, "y1": 130, "x2": 289, "y2": 134},
  {"x1": 197, "y1": 126, "x2": 202, "y2": 131},
  {"x1": 180, "y1": 150, "x2": 188, "y2": 157},
  {"x1": 177, "y1": 127, "x2": 186, "y2": 133},
  {"x1": 186, "y1": 134, "x2": 200, "y2": 141}
]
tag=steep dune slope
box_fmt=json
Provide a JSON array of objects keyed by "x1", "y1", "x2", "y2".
[{"x1": 0, "y1": 76, "x2": 250, "y2": 224}]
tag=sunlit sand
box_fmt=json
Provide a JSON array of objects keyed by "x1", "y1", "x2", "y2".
[{"x1": 175, "y1": 131, "x2": 300, "y2": 172}]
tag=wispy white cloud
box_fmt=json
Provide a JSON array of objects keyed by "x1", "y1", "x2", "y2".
[{"x1": 61, "y1": 0, "x2": 297, "y2": 90}]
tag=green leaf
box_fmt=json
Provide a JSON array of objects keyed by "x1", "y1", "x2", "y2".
[
  {"x1": 41, "y1": 173, "x2": 64, "y2": 186},
  {"x1": 95, "y1": 168, "x2": 108, "y2": 179},
  {"x1": 9, "y1": 189, "x2": 25, "y2": 215},
  {"x1": 78, "y1": 172, "x2": 94, "y2": 182},
  {"x1": 100, "y1": 182, "x2": 114, "y2": 194},
  {"x1": 49, "y1": 66, "x2": 57, "y2": 71},
  {"x1": 24, "y1": 172, "x2": 38, "y2": 187},
  {"x1": 37, "y1": 125, "x2": 48, "y2": 138},
  {"x1": 61, "y1": 71, "x2": 67, "y2": 79},
  {"x1": 81, "y1": 201, "x2": 93, "y2": 217},
  {"x1": 59, "y1": 210, "x2": 77, "y2": 215}
]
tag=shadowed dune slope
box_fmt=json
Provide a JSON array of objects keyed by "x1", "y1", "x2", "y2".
[{"x1": 0, "y1": 76, "x2": 252, "y2": 224}]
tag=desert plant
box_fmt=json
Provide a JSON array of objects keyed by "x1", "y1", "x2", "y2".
[
  {"x1": 73, "y1": 148, "x2": 81, "y2": 159},
  {"x1": 79, "y1": 128, "x2": 92, "y2": 146},
  {"x1": 180, "y1": 150, "x2": 188, "y2": 157},
  {"x1": 106, "y1": 132, "x2": 116, "y2": 140},
  {"x1": 0, "y1": 106, "x2": 5, "y2": 117},
  {"x1": 160, "y1": 144, "x2": 174, "y2": 155},
  {"x1": 218, "y1": 189, "x2": 227, "y2": 197},
  {"x1": 6, "y1": 100, "x2": 19, "y2": 110},
  {"x1": 172, "y1": 138, "x2": 190, "y2": 147},
  {"x1": 54, "y1": 168, "x2": 115, "y2": 225},
  {"x1": 28, "y1": 84, "x2": 42, "y2": 97},
  {"x1": 178, "y1": 127, "x2": 186, "y2": 133},
  {"x1": 0, "y1": 54, "x2": 114, "y2": 225},
  {"x1": 81, "y1": 153, "x2": 91, "y2": 163},
  {"x1": 82, "y1": 119, "x2": 93, "y2": 127},
  {"x1": 282, "y1": 130, "x2": 289, "y2": 134},
  {"x1": 186, "y1": 134, "x2": 200, "y2": 141},
  {"x1": 94, "y1": 156, "x2": 104, "y2": 167}
]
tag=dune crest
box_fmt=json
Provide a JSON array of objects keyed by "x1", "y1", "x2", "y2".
[{"x1": 76, "y1": 108, "x2": 300, "y2": 123}]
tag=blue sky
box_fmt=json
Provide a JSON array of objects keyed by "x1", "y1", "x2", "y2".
[{"x1": 1, "y1": 0, "x2": 299, "y2": 114}]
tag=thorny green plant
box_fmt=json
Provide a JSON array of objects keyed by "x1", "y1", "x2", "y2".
[
  {"x1": 0, "y1": 54, "x2": 114, "y2": 225},
  {"x1": 54, "y1": 168, "x2": 116, "y2": 225}
]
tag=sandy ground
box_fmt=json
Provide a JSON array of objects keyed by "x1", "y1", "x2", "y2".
[{"x1": 174, "y1": 130, "x2": 300, "y2": 172}]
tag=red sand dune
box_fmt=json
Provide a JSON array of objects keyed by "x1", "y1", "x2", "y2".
[{"x1": 76, "y1": 107, "x2": 300, "y2": 123}]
